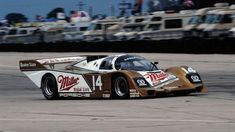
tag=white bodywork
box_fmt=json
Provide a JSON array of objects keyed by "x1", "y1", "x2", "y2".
[
  {"x1": 23, "y1": 71, "x2": 92, "y2": 93},
  {"x1": 229, "y1": 27, "x2": 235, "y2": 38}
]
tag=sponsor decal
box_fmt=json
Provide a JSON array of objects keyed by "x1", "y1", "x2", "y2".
[
  {"x1": 134, "y1": 78, "x2": 149, "y2": 87},
  {"x1": 59, "y1": 93, "x2": 91, "y2": 97},
  {"x1": 187, "y1": 74, "x2": 202, "y2": 83},
  {"x1": 37, "y1": 57, "x2": 83, "y2": 64},
  {"x1": 102, "y1": 94, "x2": 111, "y2": 98},
  {"x1": 144, "y1": 71, "x2": 168, "y2": 85},
  {"x1": 124, "y1": 56, "x2": 142, "y2": 61},
  {"x1": 164, "y1": 86, "x2": 179, "y2": 90},
  {"x1": 57, "y1": 75, "x2": 79, "y2": 91},
  {"x1": 130, "y1": 89, "x2": 140, "y2": 98},
  {"x1": 102, "y1": 90, "x2": 110, "y2": 98},
  {"x1": 20, "y1": 62, "x2": 36, "y2": 68},
  {"x1": 74, "y1": 87, "x2": 91, "y2": 92},
  {"x1": 130, "y1": 93, "x2": 140, "y2": 98},
  {"x1": 187, "y1": 67, "x2": 196, "y2": 73},
  {"x1": 190, "y1": 75, "x2": 201, "y2": 83},
  {"x1": 182, "y1": 67, "x2": 197, "y2": 73}
]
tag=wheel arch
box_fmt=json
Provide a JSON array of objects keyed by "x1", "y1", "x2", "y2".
[
  {"x1": 110, "y1": 71, "x2": 139, "y2": 90},
  {"x1": 111, "y1": 72, "x2": 128, "y2": 82},
  {"x1": 110, "y1": 70, "x2": 135, "y2": 99},
  {"x1": 40, "y1": 72, "x2": 59, "y2": 100},
  {"x1": 41, "y1": 73, "x2": 56, "y2": 88}
]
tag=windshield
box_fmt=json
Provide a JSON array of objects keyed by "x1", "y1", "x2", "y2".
[
  {"x1": 88, "y1": 23, "x2": 101, "y2": 31},
  {"x1": 212, "y1": 14, "x2": 231, "y2": 24},
  {"x1": 123, "y1": 25, "x2": 144, "y2": 32},
  {"x1": 115, "y1": 55, "x2": 158, "y2": 71},
  {"x1": 204, "y1": 14, "x2": 217, "y2": 24},
  {"x1": 63, "y1": 27, "x2": 77, "y2": 32},
  {"x1": 215, "y1": 14, "x2": 233, "y2": 24},
  {"x1": 212, "y1": 15, "x2": 223, "y2": 24},
  {"x1": 188, "y1": 15, "x2": 202, "y2": 24},
  {"x1": 144, "y1": 24, "x2": 161, "y2": 31}
]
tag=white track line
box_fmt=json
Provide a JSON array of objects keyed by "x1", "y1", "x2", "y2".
[
  {"x1": 0, "y1": 118, "x2": 231, "y2": 123},
  {"x1": 0, "y1": 64, "x2": 18, "y2": 68}
]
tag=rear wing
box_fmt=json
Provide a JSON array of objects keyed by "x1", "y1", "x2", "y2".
[
  {"x1": 36, "y1": 56, "x2": 85, "y2": 65},
  {"x1": 19, "y1": 56, "x2": 84, "y2": 71}
]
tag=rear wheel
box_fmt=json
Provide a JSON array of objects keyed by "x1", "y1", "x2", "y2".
[
  {"x1": 112, "y1": 76, "x2": 130, "y2": 99},
  {"x1": 41, "y1": 74, "x2": 59, "y2": 100}
]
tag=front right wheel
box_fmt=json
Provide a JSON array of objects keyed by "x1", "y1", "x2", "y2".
[{"x1": 112, "y1": 76, "x2": 130, "y2": 99}]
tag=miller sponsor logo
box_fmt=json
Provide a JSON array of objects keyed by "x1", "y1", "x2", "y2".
[
  {"x1": 58, "y1": 75, "x2": 79, "y2": 91},
  {"x1": 144, "y1": 71, "x2": 167, "y2": 85}
]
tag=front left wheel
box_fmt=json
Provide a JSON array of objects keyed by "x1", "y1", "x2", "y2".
[
  {"x1": 41, "y1": 74, "x2": 59, "y2": 100},
  {"x1": 111, "y1": 76, "x2": 130, "y2": 99}
]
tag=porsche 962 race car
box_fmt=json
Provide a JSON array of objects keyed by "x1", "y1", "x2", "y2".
[{"x1": 19, "y1": 54, "x2": 207, "y2": 100}]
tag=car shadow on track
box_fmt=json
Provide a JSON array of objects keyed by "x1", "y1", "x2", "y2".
[{"x1": 32, "y1": 93, "x2": 208, "y2": 101}]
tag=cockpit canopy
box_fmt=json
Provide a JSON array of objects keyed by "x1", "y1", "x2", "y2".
[{"x1": 100, "y1": 55, "x2": 158, "y2": 71}]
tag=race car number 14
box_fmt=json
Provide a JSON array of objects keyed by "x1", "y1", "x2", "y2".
[{"x1": 92, "y1": 75, "x2": 103, "y2": 91}]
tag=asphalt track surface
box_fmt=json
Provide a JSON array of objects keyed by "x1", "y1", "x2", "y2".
[{"x1": 0, "y1": 52, "x2": 235, "y2": 132}]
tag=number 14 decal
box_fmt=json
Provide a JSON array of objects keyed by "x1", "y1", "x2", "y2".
[{"x1": 92, "y1": 75, "x2": 103, "y2": 91}]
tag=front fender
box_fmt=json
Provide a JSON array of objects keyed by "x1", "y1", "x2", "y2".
[{"x1": 165, "y1": 66, "x2": 207, "y2": 93}]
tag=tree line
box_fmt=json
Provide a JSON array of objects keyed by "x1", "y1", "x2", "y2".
[{"x1": 4, "y1": 7, "x2": 66, "y2": 25}]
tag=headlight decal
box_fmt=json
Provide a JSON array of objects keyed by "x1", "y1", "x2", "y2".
[
  {"x1": 134, "y1": 77, "x2": 150, "y2": 87},
  {"x1": 186, "y1": 73, "x2": 202, "y2": 84},
  {"x1": 181, "y1": 67, "x2": 197, "y2": 73}
]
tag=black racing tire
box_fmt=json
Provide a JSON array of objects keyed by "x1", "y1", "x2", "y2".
[
  {"x1": 41, "y1": 74, "x2": 59, "y2": 100},
  {"x1": 111, "y1": 76, "x2": 130, "y2": 99}
]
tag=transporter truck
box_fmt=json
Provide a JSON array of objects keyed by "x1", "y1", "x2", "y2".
[
  {"x1": 183, "y1": 3, "x2": 229, "y2": 38},
  {"x1": 202, "y1": 5, "x2": 235, "y2": 39}
]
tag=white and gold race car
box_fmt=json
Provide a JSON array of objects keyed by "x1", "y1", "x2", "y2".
[{"x1": 19, "y1": 54, "x2": 207, "y2": 100}]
